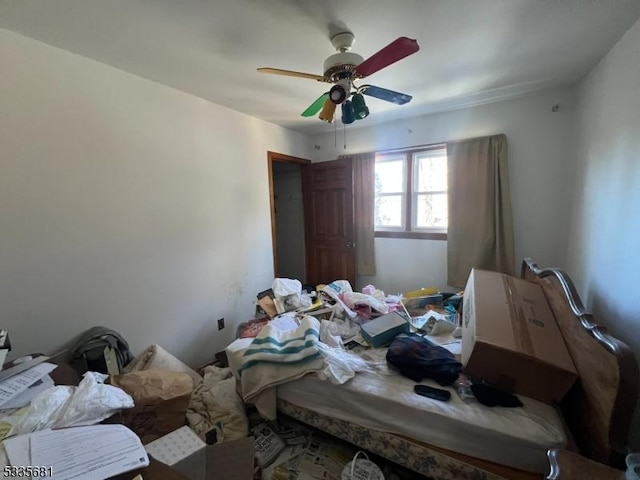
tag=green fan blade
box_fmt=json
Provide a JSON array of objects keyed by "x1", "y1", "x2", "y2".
[{"x1": 301, "y1": 93, "x2": 329, "y2": 117}]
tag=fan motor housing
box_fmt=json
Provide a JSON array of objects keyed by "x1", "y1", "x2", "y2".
[{"x1": 323, "y1": 52, "x2": 364, "y2": 82}]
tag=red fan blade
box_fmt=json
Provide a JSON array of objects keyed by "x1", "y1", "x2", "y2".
[{"x1": 355, "y1": 37, "x2": 419, "y2": 77}]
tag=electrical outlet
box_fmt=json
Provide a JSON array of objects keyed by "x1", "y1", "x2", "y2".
[{"x1": 217, "y1": 318, "x2": 225, "y2": 330}]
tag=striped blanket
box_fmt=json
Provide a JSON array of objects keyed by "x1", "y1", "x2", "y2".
[{"x1": 240, "y1": 315, "x2": 323, "y2": 419}]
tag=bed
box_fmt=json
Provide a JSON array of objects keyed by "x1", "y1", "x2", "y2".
[{"x1": 271, "y1": 258, "x2": 639, "y2": 479}]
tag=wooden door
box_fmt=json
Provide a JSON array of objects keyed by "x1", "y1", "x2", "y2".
[{"x1": 303, "y1": 158, "x2": 356, "y2": 286}]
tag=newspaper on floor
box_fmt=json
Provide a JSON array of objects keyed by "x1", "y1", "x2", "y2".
[
  {"x1": 270, "y1": 437, "x2": 353, "y2": 480},
  {"x1": 261, "y1": 421, "x2": 312, "y2": 479},
  {"x1": 254, "y1": 423, "x2": 286, "y2": 468}
]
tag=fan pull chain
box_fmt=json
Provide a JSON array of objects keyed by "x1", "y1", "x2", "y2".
[
  {"x1": 334, "y1": 116, "x2": 337, "y2": 148},
  {"x1": 343, "y1": 122, "x2": 347, "y2": 150}
]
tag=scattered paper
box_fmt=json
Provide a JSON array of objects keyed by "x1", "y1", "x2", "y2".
[
  {"x1": 254, "y1": 423, "x2": 285, "y2": 468},
  {"x1": 0, "y1": 363, "x2": 56, "y2": 407},
  {"x1": 30, "y1": 425, "x2": 149, "y2": 480},
  {"x1": 3, "y1": 433, "x2": 31, "y2": 471},
  {"x1": 0, "y1": 376, "x2": 54, "y2": 410}
]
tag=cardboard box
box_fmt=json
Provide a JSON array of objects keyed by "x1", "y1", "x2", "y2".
[
  {"x1": 145, "y1": 426, "x2": 254, "y2": 480},
  {"x1": 361, "y1": 312, "x2": 410, "y2": 347},
  {"x1": 401, "y1": 294, "x2": 443, "y2": 317},
  {"x1": 461, "y1": 269, "x2": 577, "y2": 403}
]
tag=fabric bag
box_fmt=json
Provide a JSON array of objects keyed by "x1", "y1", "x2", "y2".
[
  {"x1": 70, "y1": 326, "x2": 134, "y2": 376},
  {"x1": 386, "y1": 333, "x2": 461, "y2": 385}
]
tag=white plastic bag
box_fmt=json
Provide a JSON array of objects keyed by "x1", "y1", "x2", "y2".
[
  {"x1": 54, "y1": 372, "x2": 134, "y2": 428},
  {"x1": 272, "y1": 278, "x2": 302, "y2": 297},
  {"x1": 319, "y1": 320, "x2": 345, "y2": 348},
  {"x1": 321, "y1": 281, "x2": 357, "y2": 318},
  {"x1": 315, "y1": 342, "x2": 377, "y2": 384},
  {"x1": 11, "y1": 386, "x2": 73, "y2": 434},
  {"x1": 342, "y1": 291, "x2": 389, "y2": 314},
  {"x1": 272, "y1": 278, "x2": 304, "y2": 313},
  {"x1": 11, "y1": 371, "x2": 134, "y2": 436}
]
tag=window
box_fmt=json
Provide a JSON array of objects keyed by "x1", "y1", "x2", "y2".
[{"x1": 374, "y1": 146, "x2": 448, "y2": 239}]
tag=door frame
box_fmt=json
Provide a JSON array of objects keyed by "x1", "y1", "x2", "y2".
[{"x1": 267, "y1": 151, "x2": 311, "y2": 279}]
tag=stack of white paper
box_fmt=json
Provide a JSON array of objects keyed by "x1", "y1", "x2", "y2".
[
  {"x1": 3, "y1": 424, "x2": 149, "y2": 480},
  {"x1": 0, "y1": 362, "x2": 57, "y2": 410}
]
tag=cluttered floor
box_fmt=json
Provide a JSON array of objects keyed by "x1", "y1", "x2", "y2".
[
  {"x1": 0, "y1": 272, "x2": 456, "y2": 480},
  {"x1": 4, "y1": 248, "x2": 638, "y2": 480},
  {"x1": 251, "y1": 412, "x2": 426, "y2": 480}
]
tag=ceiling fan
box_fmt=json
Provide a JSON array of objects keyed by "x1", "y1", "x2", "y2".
[{"x1": 258, "y1": 31, "x2": 419, "y2": 124}]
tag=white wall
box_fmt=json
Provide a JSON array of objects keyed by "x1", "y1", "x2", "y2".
[
  {"x1": 0, "y1": 28, "x2": 311, "y2": 367},
  {"x1": 566, "y1": 18, "x2": 640, "y2": 449},
  {"x1": 310, "y1": 87, "x2": 576, "y2": 293}
]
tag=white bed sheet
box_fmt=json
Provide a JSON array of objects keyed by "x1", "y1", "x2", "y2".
[
  {"x1": 226, "y1": 337, "x2": 567, "y2": 473},
  {"x1": 277, "y1": 370, "x2": 567, "y2": 473}
]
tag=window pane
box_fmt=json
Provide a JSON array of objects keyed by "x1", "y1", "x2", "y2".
[
  {"x1": 375, "y1": 195, "x2": 403, "y2": 227},
  {"x1": 415, "y1": 193, "x2": 448, "y2": 228},
  {"x1": 375, "y1": 157, "x2": 405, "y2": 193},
  {"x1": 415, "y1": 152, "x2": 447, "y2": 192}
]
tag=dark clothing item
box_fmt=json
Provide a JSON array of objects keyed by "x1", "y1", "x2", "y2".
[
  {"x1": 386, "y1": 333, "x2": 462, "y2": 385},
  {"x1": 470, "y1": 383, "x2": 523, "y2": 408},
  {"x1": 71, "y1": 326, "x2": 134, "y2": 375}
]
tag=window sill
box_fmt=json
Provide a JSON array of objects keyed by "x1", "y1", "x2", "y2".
[{"x1": 375, "y1": 231, "x2": 447, "y2": 240}]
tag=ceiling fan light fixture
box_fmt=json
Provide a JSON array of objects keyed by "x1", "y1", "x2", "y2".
[
  {"x1": 258, "y1": 33, "x2": 419, "y2": 124},
  {"x1": 329, "y1": 78, "x2": 351, "y2": 105},
  {"x1": 329, "y1": 85, "x2": 347, "y2": 104},
  {"x1": 341, "y1": 100, "x2": 355, "y2": 124},
  {"x1": 351, "y1": 93, "x2": 369, "y2": 119},
  {"x1": 319, "y1": 99, "x2": 336, "y2": 123}
]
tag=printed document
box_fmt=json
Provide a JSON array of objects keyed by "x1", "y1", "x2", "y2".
[
  {"x1": 0, "y1": 363, "x2": 57, "y2": 407},
  {"x1": 0, "y1": 375, "x2": 55, "y2": 409},
  {"x1": 29, "y1": 424, "x2": 149, "y2": 480}
]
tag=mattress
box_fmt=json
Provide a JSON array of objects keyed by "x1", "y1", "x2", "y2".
[{"x1": 276, "y1": 369, "x2": 567, "y2": 473}]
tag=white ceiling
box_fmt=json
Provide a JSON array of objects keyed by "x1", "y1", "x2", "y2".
[{"x1": 1, "y1": 0, "x2": 639, "y2": 135}]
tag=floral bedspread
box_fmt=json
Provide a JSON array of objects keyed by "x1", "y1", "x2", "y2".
[{"x1": 277, "y1": 398, "x2": 506, "y2": 480}]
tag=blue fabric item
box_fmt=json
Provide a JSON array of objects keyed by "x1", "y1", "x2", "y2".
[{"x1": 386, "y1": 333, "x2": 462, "y2": 385}]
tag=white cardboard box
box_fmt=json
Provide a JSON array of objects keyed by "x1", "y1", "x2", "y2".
[{"x1": 145, "y1": 426, "x2": 254, "y2": 480}]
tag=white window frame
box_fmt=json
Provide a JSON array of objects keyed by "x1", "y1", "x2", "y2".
[
  {"x1": 410, "y1": 149, "x2": 448, "y2": 233},
  {"x1": 374, "y1": 145, "x2": 448, "y2": 240},
  {"x1": 373, "y1": 153, "x2": 407, "y2": 231}
]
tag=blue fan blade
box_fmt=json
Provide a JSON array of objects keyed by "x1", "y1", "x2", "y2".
[{"x1": 361, "y1": 85, "x2": 412, "y2": 105}]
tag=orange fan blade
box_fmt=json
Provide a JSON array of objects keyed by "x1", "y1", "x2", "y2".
[{"x1": 257, "y1": 68, "x2": 326, "y2": 82}]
